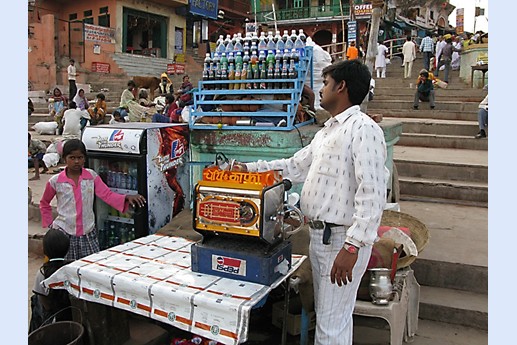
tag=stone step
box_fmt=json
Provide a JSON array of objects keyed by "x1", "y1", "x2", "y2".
[
  {"x1": 397, "y1": 118, "x2": 479, "y2": 136},
  {"x1": 395, "y1": 159, "x2": 487, "y2": 183},
  {"x1": 418, "y1": 286, "x2": 487, "y2": 330},
  {"x1": 369, "y1": 99, "x2": 479, "y2": 112},
  {"x1": 374, "y1": 87, "x2": 485, "y2": 97},
  {"x1": 111, "y1": 53, "x2": 175, "y2": 77},
  {"x1": 398, "y1": 133, "x2": 488, "y2": 150},
  {"x1": 398, "y1": 176, "x2": 487, "y2": 204},
  {"x1": 383, "y1": 110, "x2": 476, "y2": 121}
]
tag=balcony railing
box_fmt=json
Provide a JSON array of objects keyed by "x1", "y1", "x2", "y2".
[{"x1": 256, "y1": 5, "x2": 350, "y2": 23}]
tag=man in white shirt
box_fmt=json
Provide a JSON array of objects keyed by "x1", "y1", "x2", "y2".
[
  {"x1": 62, "y1": 101, "x2": 90, "y2": 139},
  {"x1": 402, "y1": 36, "x2": 417, "y2": 78},
  {"x1": 67, "y1": 59, "x2": 77, "y2": 99},
  {"x1": 232, "y1": 60, "x2": 389, "y2": 345}
]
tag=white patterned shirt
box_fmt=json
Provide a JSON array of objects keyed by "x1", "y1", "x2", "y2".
[{"x1": 246, "y1": 105, "x2": 389, "y2": 246}]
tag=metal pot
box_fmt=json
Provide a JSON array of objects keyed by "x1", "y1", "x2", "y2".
[{"x1": 368, "y1": 268, "x2": 393, "y2": 305}]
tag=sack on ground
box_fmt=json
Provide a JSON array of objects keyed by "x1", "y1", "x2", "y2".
[
  {"x1": 32, "y1": 121, "x2": 58, "y2": 135},
  {"x1": 434, "y1": 79, "x2": 448, "y2": 89}
]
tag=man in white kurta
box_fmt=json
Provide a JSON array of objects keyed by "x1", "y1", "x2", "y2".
[
  {"x1": 402, "y1": 36, "x2": 417, "y2": 79},
  {"x1": 375, "y1": 42, "x2": 389, "y2": 78},
  {"x1": 233, "y1": 60, "x2": 389, "y2": 345}
]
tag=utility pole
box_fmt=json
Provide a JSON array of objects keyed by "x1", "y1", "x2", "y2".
[{"x1": 361, "y1": 0, "x2": 384, "y2": 113}]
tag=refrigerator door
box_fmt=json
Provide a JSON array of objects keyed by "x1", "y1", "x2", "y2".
[{"x1": 89, "y1": 154, "x2": 147, "y2": 250}]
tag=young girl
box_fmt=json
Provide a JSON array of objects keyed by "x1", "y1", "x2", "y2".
[
  {"x1": 39, "y1": 139, "x2": 146, "y2": 260},
  {"x1": 29, "y1": 228, "x2": 72, "y2": 332}
]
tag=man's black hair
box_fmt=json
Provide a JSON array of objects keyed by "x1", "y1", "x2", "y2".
[
  {"x1": 321, "y1": 59, "x2": 371, "y2": 105},
  {"x1": 96, "y1": 93, "x2": 105, "y2": 100},
  {"x1": 68, "y1": 101, "x2": 77, "y2": 109}
]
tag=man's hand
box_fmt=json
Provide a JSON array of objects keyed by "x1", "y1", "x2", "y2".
[{"x1": 330, "y1": 248, "x2": 358, "y2": 286}]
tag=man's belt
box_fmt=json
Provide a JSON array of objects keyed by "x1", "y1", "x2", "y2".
[{"x1": 307, "y1": 220, "x2": 343, "y2": 245}]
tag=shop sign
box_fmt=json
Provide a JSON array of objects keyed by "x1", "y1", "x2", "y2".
[
  {"x1": 167, "y1": 63, "x2": 186, "y2": 75},
  {"x1": 189, "y1": 0, "x2": 218, "y2": 20},
  {"x1": 91, "y1": 62, "x2": 110, "y2": 73},
  {"x1": 354, "y1": 3, "x2": 373, "y2": 19},
  {"x1": 347, "y1": 21, "x2": 357, "y2": 43},
  {"x1": 84, "y1": 24, "x2": 115, "y2": 43}
]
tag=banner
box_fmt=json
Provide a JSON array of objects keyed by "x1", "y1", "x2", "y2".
[
  {"x1": 84, "y1": 24, "x2": 115, "y2": 43},
  {"x1": 91, "y1": 62, "x2": 110, "y2": 73},
  {"x1": 456, "y1": 8, "x2": 464, "y2": 34},
  {"x1": 354, "y1": 3, "x2": 373, "y2": 19},
  {"x1": 189, "y1": 0, "x2": 218, "y2": 20},
  {"x1": 347, "y1": 21, "x2": 357, "y2": 43}
]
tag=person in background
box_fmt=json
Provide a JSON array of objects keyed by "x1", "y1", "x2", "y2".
[
  {"x1": 118, "y1": 80, "x2": 153, "y2": 122},
  {"x1": 28, "y1": 132, "x2": 48, "y2": 181},
  {"x1": 435, "y1": 36, "x2": 462, "y2": 84},
  {"x1": 87, "y1": 93, "x2": 107, "y2": 125},
  {"x1": 402, "y1": 35, "x2": 416, "y2": 79},
  {"x1": 434, "y1": 35, "x2": 446, "y2": 71},
  {"x1": 67, "y1": 59, "x2": 77, "y2": 99},
  {"x1": 49, "y1": 87, "x2": 68, "y2": 135},
  {"x1": 158, "y1": 72, "x2": 174, "y2": 95},
  {"x1": 374, "y1": 40, "x2": 388, "y2": 78},
  {"x1": 451, "y1": 36, "x2": 463, "y2": 71},
  {"x1": 109, "y1": 109, "x2": 126, "y2": 124},
  {"x1": 29, "y1": 98, "x2": 34, "y2": 117},
  {"x1": 138, "y1": 89, "x2": 155, "y2": 107},
  {"x1": 152, "y1": 94, "x2": 180, "y2": 123},
  {"x1": 475, "y1": 93, "x2": 488, "y2": 138},
  {"x1": 346, "y1": 41, "x2": 359, "y2": 60},
  {"x1": 73, "y1": 88, "x2": 89, "y2": 111},
  {"x1": 29, "y1": 228, "x2": 72, "y2": 333},
  {"x1": 62, "y1": 101, "x2": 91, "y2": 139},
  {"x1": 176, "y1": 75, "x2": 194, "y2": 107},
  {"x1": 230, "y1": 60, "x2": 388, "y2": 345},
  {"x1": 39, "y1": 139, "x2": 147, "y2": 260},
  {"x1": 419, "y1": 34, "x2": 434, "y2": 71},
  {"x1": 413, "y1": 69, "x2": 435, "y2": 110}
]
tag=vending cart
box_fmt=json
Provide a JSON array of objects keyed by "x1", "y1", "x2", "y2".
[{"x1": 82, "y1": 122, "x2": 189, "y2": 249}]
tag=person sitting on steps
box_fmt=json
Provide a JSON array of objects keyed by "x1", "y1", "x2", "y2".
[
  {"x1": 413, "y1": 69, "x2": 435, "y2": 110},
  {"x1": 475, "y1": 93, "x2": 488, "y2": 138}
]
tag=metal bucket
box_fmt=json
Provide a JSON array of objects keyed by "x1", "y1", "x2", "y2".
[{"x1": 28, "y1": 321, "x2": 84, "y2": 345}]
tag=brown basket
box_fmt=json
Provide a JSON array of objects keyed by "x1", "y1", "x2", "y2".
[{"x1": 380, "y1": 210, "x2": 430, "y2": 268}]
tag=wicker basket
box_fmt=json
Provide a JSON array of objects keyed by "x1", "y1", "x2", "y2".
[{"x1": 380, "y1": 210, "x2": 430, "y2": 268}]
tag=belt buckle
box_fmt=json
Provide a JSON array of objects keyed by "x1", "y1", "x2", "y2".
[{"x1": 309, "y1": 220, "x2": 325, "y2": 229}]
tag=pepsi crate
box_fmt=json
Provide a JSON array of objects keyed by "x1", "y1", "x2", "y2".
[{"x1": 191, "y1": 237, "x2": 292, "y2": 286}]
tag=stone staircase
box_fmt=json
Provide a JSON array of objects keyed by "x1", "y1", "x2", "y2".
[
  {"x1": 369, "y1": 57, "x2": 488, "y2": 207},
  {"x1": 367, "y1": 56, "x2": 488, "y2": 334}
]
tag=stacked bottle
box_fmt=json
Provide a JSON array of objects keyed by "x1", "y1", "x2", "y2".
[{"x1": 99, "y1": 220, "x2": 137, "y2": 249}]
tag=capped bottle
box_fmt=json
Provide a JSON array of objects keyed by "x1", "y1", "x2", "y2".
[
  {"x1": 258, "y1": 32, "x2": 267, "y2": 55},
  {"x1": 216, "y1": 35, "x2": 225, "y2": 54},
  {"x1": 266, "y1": 31, "x2": 276, "y2": 53},
  {"x1": 228, "y1": 62, "x2": 235, "y2": 90}
]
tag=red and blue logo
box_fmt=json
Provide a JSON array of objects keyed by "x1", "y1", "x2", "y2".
[
  {"x1": 109, "y1": 130, "x2": 124, "y2": 141},
  {"x1": 215, "y1": 256, "x2": 244, "y2": 275},
  {"x1": 171, "y1": 139, "x2": 185, "y2": 158}
]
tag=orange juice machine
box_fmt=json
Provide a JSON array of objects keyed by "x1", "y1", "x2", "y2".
[{"x1": 190, "y1": 155, "x2": 302, "y2": 285}]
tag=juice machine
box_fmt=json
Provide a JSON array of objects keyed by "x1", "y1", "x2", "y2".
[{"x1": 190, "y1": 155, "x2": 303, "y2": 285}]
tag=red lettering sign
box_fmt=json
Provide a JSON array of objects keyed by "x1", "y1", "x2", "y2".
[
  {"x1": 175, "y1": 63, "x2": 185, "y2": 74},
  {"x1": 167, "y1": 63, "x2": 176, "y2": 74},
  {"x1": 92, "y1": 62, "x2": 110, "y2": 73}
]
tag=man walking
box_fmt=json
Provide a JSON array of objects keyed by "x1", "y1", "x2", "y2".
[
  {"x1": 435, "y1": 36, "x2": 461, "y2": 83},
  {"x1": 402, "y1": 36, "x2": 416, "y2": 79},
  {"x1": 231, "y1": 60, "x2": 389, "y2": 345},
  {"x1": 419, "y1": 34, "x2": 434, "y2": 71},
  {"x1": 67, "y1": 59, "x2": 77, "y2": 99}
]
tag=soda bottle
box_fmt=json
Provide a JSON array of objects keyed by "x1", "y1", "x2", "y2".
[
  {"x1": 202, "y1": 64, "x2": 209, "y2": 90},
  {"x1": 220, "y1": 52, "x2": 228, "y2": 70},
  {"x1": 228, "y1": 62, "x2": 235, "y2": 90},
  {"x1": 233, "y1": 34, "x2": 243, "y2": 53},
  {"x1": 289, "y1": 59, "x2": 298, "y2": 80},
  {"x1": 276, "y1": 35, "x2": 285, "y2": 55},
  {"x1": 245, "y1": 63, "x2": 252, "y2": 89},
  {"x1": 128, "y1": 226, "x2": 136, "y2": 241},
  {"x1": 266, "y1": 31, "x2": 276, "y2": 53},
  {"x1": 267, "y1": 62, "x2": 274, "y2": 89},
  {"x1": 274, "y1": 30, "x2": 281, "y2": 44},
  {"x1": 281, "y1": 63, "x2": 289, "y2": 89},
  {"x1": 235, "y1": 63, "x2": 242, "y2": 87},
  {"x1": 119, "y1": 223, "x2": 128, "y2": 244},
  {"x1": 259, "y1": 61, "x2": 267, "y2": 90},
  {"x1": 99, "y1": 220, "x2": 109, "y2": 250},
  {"x1": 108, "y1": 222, "x2": 117, "y2": 247},
  {"x1": 240, "y1": 62, "x2": 248, "y2": 90},
  {"x1": 274, "y1": 60, "x2": 281, "y2": 89},
  {"x1": 212, "y1": 52, "x2": 220, "y2": 66},
  {"x1": 291, "y1": 48, "x2": 300, "y2": 68},
  {"x1": 282, "y1": 30, "x2": 289, "y2": 44},
  {"x1": 258, "y1": 32, "x2": 267, "y2": 55},
  {"x1": 228, "y1": 51, "x2": 235, "y2": 65},
  {"x1": 266, "y1": 50, "x2": 275, "y2": 67},
  {"x1": 290, "y1": 29, "x2": 298, "y2": 44},
  {"x1": 251, "y1": 31, "x2": 259, "y2": 46},
  {"x1": 235, "y1": 51, "x2": 243, "y2": 69},
  {"x1": 243, "y1": 32, "x2": 252, "y2": 48},
  {"x1": 216, "y1": 35, "x2": 225, "y2": 54},
  {"x1": 220, "y1": 65, "x2": 228, "y2": 90},
  {"x1": 204, "y1": 53, "x2": 212, "y2": 65},
  {"x1": 298, "y1": 29, "x2": 307, "y2": 44},
  {"x1": 215, "y1": 62, "x2": 222, "y2": 90},
  {"x1": 242, "y1": 51, "x2": 250, "y2": 65}
]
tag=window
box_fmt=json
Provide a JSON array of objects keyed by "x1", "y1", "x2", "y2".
[
  {"x1": 98, "y1": 14, "x2": 110, "y2": 27},
  {"x1": 84, "y1": 10, "x2": 93, "y2": 17},
  {"x1": 83, "y1": 17, "x2": 94, "y2": 24},
  {"x1": 69, "y1": 13, "x2": 77, "y2": 21},
  {"x1": 99, "y1": 6, "x2": 109, "y2": 14}
]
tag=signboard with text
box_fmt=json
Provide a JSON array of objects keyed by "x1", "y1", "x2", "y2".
[
  {"x1": 354, "y1": 3, "x2": 373, "y2": 19},
  {"x1": 167, "y1": 63, "x2": 186, "y2": 75},
  {"x1": 456, "y1": 8, "x2": 464, "y2": 34},
  {"x1": 189, "y1": 0, "x2": 218, "y2": 20},
  {"x1": 91, "y1": 62, "x2": 110, "y2": 73},
  {"x1": 84, "y1": 24, "x2": 115, "y2": 43},
  {"x1": 347, "y1": 21, "x2": 357, "y2": 43}
]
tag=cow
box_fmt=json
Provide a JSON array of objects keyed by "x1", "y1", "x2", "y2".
[{"x1": 132, "y1": 76, "x2": 161, "y2": 99}]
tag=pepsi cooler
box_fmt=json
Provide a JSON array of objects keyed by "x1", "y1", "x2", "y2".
[{"x1": 82, "y1": 123, "x2": 189, "y2": 249}]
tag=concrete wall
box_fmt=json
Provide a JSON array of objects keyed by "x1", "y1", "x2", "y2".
[{"x1": 459, "y1": 44, "x2": 488, "y2": 89}]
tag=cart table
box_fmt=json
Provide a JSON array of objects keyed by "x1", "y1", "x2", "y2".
[{"x1": 43, "y1": 234, "x2": 306, "y2": 345}]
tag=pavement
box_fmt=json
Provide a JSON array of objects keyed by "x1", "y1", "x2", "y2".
[{"x1": 27, "y1": 162, "x2": 488, "y2": 344}]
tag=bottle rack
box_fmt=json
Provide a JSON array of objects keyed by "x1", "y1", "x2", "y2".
[{"x1": 189, "y1": 46, "x2": 314, "y2": 131}]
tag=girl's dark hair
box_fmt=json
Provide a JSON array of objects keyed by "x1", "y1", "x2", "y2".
[
  {"x1": 62, "y1": 139, "x2": 86, "y2": 158},
  {"x1": 96, "y1": 93, "x2": 105, "y2": 100},
  {"x1": 321, "y1": 59, "x2": 371, "y2": 105},
  {"x1": 43, "y1": 228, "x2": 70, "y2": 260},
  {"x1": 165, "y1": 93, "x2": 175, "y2": 104}
]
